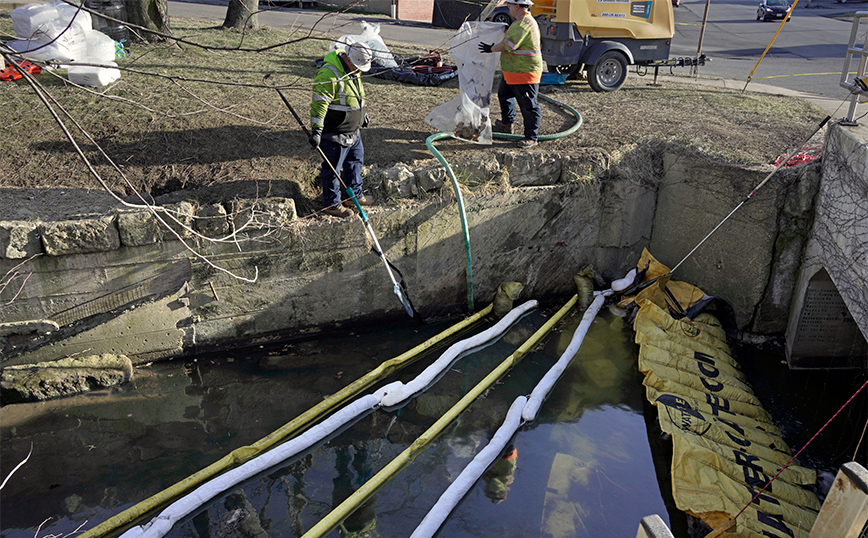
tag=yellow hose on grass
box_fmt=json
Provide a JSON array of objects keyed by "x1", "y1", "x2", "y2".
[
  {"x1": 78, "y1": 303, "x2": 494, "y2": 538},
  {"x1": 301, "y1": 294, "x2": 579, "y2": 538}
]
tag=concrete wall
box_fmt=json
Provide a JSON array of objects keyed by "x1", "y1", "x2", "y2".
[
  {"x1": 1, "y1": 136, "x2": 864, "y2": 368},
  {"x1": 785, "y1": 122, "x2": 868, "y2": 368},
  {"x1": 648, "y1": 154, "x2": 821, "y2": 332}
]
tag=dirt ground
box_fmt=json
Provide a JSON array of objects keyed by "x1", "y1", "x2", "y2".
[{"x1": 0, "y1": 16, "x2": 828, "y2": 220}]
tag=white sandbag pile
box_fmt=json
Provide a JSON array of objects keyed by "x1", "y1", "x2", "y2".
[
  {"x1": 329, "y1": 21, "x2": 398, "y2": 69},
  {"x1": 6, "y1": 0, "x2": 120, "y2": 86}
]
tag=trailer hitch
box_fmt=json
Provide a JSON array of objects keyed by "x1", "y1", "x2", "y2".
[{"x1": 637, "y1": 54, "x2": 709, "y2": 85}]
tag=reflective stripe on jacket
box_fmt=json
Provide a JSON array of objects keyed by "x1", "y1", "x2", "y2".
[
  {"x1": 310, "y1": 50, "x2": 366, "y2": 134},
  {"x1": 500, "y1": 13, "x2": 542, "y2": 84}
]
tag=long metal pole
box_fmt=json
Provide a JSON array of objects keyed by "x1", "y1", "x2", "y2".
[
  {"x1": 670, "y1": 115, "x2": 830, "y2": 274},
  {"x1": 275, "y1": 88, "x2": 416, "y2": 317},
  {"x1": 743, "y1": 0, "x2": 800, "y2": 91}
]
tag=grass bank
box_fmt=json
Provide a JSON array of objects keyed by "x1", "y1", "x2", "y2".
[{"x1": 1, "y1": 12, "x2": 827, "y2": 217}]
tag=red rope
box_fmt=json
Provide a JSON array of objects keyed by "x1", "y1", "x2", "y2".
[{"x1": 732, "y1": 376, "x2": 868, "y2": 521}]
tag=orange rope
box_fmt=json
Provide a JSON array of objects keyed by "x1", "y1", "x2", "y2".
[{"x1": 732, "y1": 377, "x2": 868, "y2": 522}]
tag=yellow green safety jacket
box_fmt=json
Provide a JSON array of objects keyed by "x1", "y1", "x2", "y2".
[
  {"x1": 310, "y1": 50, "x2": 367, "y2": 134},
  {"x1": 499, "y1": 13, "x2": 542, "y2": 84}
]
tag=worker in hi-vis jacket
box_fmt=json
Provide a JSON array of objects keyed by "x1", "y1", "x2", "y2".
[
  {"x1": 310, "y1": 42, "x2": 375, "y2": 218},
  {"x1": 478, "y1": 0, "x2": 543, "y2": 148}
]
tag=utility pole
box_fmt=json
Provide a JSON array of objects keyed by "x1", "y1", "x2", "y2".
[{"x1": 695, "y1": 0, "x2": 711, "y2": 77}]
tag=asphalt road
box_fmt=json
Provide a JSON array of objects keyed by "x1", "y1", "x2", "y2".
[
  {"x1": 168, "y1": 0, "x2": 866, "y2": 108},
  {"x1": 669, "y1": 0, "x2": 864, "y2": 101},
  {"x1": 168, "y1": 0, "x2": 458, "y2": 49}
]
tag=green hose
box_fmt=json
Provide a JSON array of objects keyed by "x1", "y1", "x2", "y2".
[{"x1": 425, "y1": 93, "x2": 584, "y2": 314}]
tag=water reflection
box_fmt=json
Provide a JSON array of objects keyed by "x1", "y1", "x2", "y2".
[
  {"x1": 481, "y1": 445, "x2": 517, "y2": 503},
  {"x1": 2, "y1": 308, "x2": 665, "y2": 538},
  {"x1": 333, "y1": 445, "x2": 379, "y2": 538}
]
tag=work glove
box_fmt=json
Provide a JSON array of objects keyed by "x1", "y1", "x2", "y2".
[
  {"x1": 478, "y1": 42, "x2": 494, "y2": 54},
  {"x1": 362, "y1": 113, "x2": 370, "y2": 128},
  {"x1": 309, "y1": 128, "x2": 322, "y2": 149}
]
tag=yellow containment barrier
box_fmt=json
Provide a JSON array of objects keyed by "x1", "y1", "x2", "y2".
[
  {"x1": 629, "y1": 252, "x2": 820, "y2": 538},
  {"x1": 634, "y1": 300, "x2": 732, "y2": 354},
  {"x1": 640, "y1": 341, "x2": 747, "y2": 382},
  {"x1": 644, "y1": 385, "x2": 779, "y2": 435}
]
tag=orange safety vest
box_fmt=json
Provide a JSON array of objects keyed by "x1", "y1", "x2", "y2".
[{"x1": 500, "y1": 13, "x2": 542, "y2": 84}]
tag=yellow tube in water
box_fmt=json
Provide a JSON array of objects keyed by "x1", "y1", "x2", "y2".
[
  {"x1": 301, "y1": 295, "x2": 578, "y2": 538},
  {"x1": 78, "y1": 304, "x2": 494, "y2": 538}
]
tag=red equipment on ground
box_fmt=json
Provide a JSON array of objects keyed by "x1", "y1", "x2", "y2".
[{"x1": 1, "y1": 60, "x2": 42, "y2": 82}]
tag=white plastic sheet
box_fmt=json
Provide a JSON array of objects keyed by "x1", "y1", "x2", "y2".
[{"x1": 425, "y1": 21, "x2": 505, "y2": 144}]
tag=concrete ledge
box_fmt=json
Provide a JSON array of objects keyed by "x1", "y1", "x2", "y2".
[
  {"x1": 2, "y1": 150, "x2": 609, "y2": 261},
  {"x1": 1, "y1": 353, "x2": 133, "y2": 403}
]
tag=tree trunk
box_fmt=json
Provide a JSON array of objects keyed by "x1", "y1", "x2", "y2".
[
  {"x1": 223, "y1": 0, "x2": 261, "y2": 30},
  {"x1": 124, "y1": 0, "x2": 172, "y2": 43}
]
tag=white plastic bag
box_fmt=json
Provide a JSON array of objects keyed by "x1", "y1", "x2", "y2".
[
  {"x1": 329, "y1": 21, "x2": 398, "y2": 69},
  {"x1": 6, "y1": 38, "x2": 77, "y2": 63},
  {"x1": 425, "y1": 21, "x2": 505, "y2": 144},
  {"x1": 84, "y1": 28, "x2": 117, "y2": 62},
  {"x1": 67, "y1": 61, "x2": 120, "y2": 86},
  {"x1": 11, "y1": 1, "x2": 91, "y2": 40},
  {"x1": 6, "y1": 24, "x2": 87, "y2": 63},
  {"x1": 11, "y1": 3, "x2": 60, "y2": 40},
  {"x1": 10, "y1": 1, "x2": 92, "y2": 62},
  {"x1": 52, "y1": 0, "x2": 93, "y2": 30}
]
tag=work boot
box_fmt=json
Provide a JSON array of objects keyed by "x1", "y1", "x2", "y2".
[
  {"x1": 493, "y1": 120, "x2": 514, "y2": 134},
  {"x1": 342, "y1": 195, "x2": 374, "y2": 208},
  {"x1": 323, "y1": 206, "x2": 353, "y2": 218},
  {"x1": 516, "y1": 138, "x2": 537, "y2": 148}
]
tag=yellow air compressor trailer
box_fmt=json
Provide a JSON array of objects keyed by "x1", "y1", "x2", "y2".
[{"x1": 531, "y1": 0, "x2": 676, "y2": 91}]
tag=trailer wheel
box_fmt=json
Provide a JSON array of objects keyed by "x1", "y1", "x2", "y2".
[{"x1": 588, "y1": 51, "x2": 628, "y2": 92}]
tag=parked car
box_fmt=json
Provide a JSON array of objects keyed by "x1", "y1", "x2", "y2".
[{"x1": 757, "y1": 0, "x2": 790, "y2": 21}]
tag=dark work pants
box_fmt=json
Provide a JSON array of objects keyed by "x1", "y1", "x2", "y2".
[
  {"x1": 319, "y1": 136, "x2": 364, "y2": 208},
  {"x1": 498, "y1": 78, "x2": 541, "y2": 141}
]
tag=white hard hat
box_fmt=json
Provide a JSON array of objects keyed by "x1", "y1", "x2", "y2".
[
  {"x1": 347, "y1": 42, "x2": 373, "y2": 72},
  {"x1": 506, "y1": 0, "x2": 533, "y2": 6}
]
